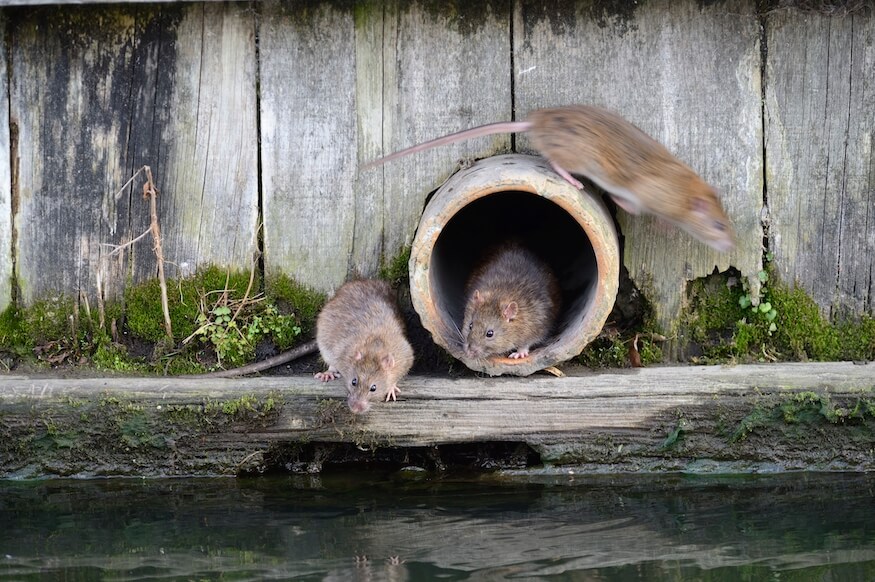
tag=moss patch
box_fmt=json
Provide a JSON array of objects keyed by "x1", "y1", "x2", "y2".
[
  {"x1": 2, "y1": 392, "x2": 285, "y2": 477},
  {"x1": 124, "y1": 266, "x2": 256, "y2": 343},
  {"x1": 1, "y1": 266, "x2": 317, "y2": 374},
  {"x1": 730, "y1": 391, "x2": 875, "y2": 443},
  {"x1": 378, "y1": 246, "x2": 412, "y2": 288},
  {"x1": 265, "y1": 274, "x2": 326, "y2": 337},
  {"x1": 679, "y1": 266, "x2": 875, "y2": 363}
]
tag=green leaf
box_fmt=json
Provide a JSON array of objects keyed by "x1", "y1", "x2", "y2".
[
  {"x1": 758, "y1": 270, "x2": 769, "y2": 283},
  {"x1": 738, "y1": 295, "x2": 752, "y2": 309}
]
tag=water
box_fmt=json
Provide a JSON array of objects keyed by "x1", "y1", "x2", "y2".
[{"x1": 1, "y1": 472, "x2": 874, "y2": 581}]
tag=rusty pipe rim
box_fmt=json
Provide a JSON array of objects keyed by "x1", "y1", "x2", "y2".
[{"x1": 409, "y1": 154, "x2": 619, "y2": 376}]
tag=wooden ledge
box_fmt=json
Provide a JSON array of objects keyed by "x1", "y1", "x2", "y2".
[{"x1": 1, "y1": 362, "x2": 873, "y2": 477}]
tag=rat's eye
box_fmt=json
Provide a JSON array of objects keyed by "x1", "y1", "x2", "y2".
[
  {"x1": 468, "y1": 322, "x2": 473, "y2": 330},
  {"x1": 713, "y1": 220, "x2": 727, "y2": 232},
  {"x1": 351, "y1": 377, "x2": 358, "y2": 387},
  {"x1": 369, "y1": 384, "x2": 377, "y2": 393},
  {"x1": 486, "y1": 329, "x2": 494, "y2": 338}
]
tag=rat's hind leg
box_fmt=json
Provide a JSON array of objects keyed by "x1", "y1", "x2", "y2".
[{"x1": 549, "y1": 160, "x2": 584, "y2": 189}]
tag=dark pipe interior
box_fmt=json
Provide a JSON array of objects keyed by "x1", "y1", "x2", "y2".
[{"x1": 430, "y1": 191, "x2": 598, "y2": 350}]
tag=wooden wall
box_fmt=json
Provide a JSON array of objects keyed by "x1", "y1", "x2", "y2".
[{"x1": 0, "y1": 0, "x2": 872, "y2": 342}]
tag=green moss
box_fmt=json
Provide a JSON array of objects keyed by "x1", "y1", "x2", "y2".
[
  {"x1": 731, "y1": 391, "x2": 875, "y2": 443},
  {"x1": 578, "y1": 334, "x2": 662, "y2": 368},
  {"x1": 680, "y1": 266, "x2": 875, "y2": 363},
  {"x1": 20, "y1": 296, "x2": 80, "y2": 346},
  {"x1": 0, "y1": 305, "x2": 29, "y2": 353},
  {"x1": 266, "y1": 274, "x2": 326, "y2": 336},
  {"x1": 379, "y1": 246, "x2": 412, "y2": 287},
  {"x1": 92, "y1": 342, "x2": 147, "y2": 373},
  {"x1": 124, "y1": 266, "x2": 255, "y2": 343}
]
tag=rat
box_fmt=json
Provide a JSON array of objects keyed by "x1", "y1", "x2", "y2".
[
  {"x1": 461, "y1": 242, "x2": 561, "y2": 361},
  {"x1": 363, "y1": 105, "x2": 734, "y2": 252},
  {"x1": 314, "y1": 279, "x2": 414, "y2": 414}
]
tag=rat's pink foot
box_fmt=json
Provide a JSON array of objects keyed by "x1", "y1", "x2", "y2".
[
  {"x1": 385, "y1": 385, "x2": 400, "y2": 402},
  {"x1": 314, "y1": 369, "x2": 340, "y2": 382},
  {"x1": 509, "y1": 348, "x2": 530, "y2": 359},
  {"x1": 550, "y1": 161, "x2": 584, "y2": 189}
]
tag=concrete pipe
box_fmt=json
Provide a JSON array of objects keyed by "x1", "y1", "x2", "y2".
[{"x1": 409, "y1": 154, "x2": 620, "y2": 376}]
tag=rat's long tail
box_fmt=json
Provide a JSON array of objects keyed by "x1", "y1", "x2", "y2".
[{"x1": 362, "y1": 121, "x2": 533, "y2": 168}]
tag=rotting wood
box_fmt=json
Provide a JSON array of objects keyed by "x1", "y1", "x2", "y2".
[
  {"x1": 0, "y1": 12, "x2": 11, "y2": 314},
  {"x1": 0, "y1": 362, "x2": 872, "y2": 478},
  {"x1": 765, "y1": 8, "x2": 875, "y2": 318},
  {"x1": 10, "y1": 4, "x2": 258, "y2": 306},
  {"x1": 513, "y1": 0, "x2": 764, "y2": 350}
]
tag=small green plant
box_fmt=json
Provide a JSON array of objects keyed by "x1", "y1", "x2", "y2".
[
  {"x1": 266, "y1": 274, "x2": 326, "y2": 335},
  {"x1": 192, "y1": 301, "x2": 302, "y2": 368}
]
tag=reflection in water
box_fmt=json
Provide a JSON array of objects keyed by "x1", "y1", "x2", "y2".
[{"x1": 0, "y1": 472, "x2": 873, "y2": 580}]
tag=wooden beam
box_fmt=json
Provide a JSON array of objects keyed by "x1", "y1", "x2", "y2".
[{"x1": 1, "y1": 362, "x2": 872, "y2": 477}]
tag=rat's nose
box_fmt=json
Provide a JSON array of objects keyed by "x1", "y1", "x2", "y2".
[{"x1": 348, "y1": 397, "x2": 370, "y2": 415}]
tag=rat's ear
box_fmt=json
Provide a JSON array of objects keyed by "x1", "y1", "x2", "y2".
[
  {"x1": 381, "y1": 354, "x2": 395, "y2": 370},
  {"x1": 355, "y1": 351, "x2": 364, "y2": 361},
  {"x1": 502, "y1": 301, "x2": 518, "y2": 321},
  {"x1": 472, "y1": 289, "x2": 484, "y2": 305}
]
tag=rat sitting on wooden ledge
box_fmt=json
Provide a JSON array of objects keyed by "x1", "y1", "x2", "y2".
[
  {"x1": 364, "y1": 104, "x2": 734, "y2": 252},
  {"x1": 314, "y1": 279, "x2": 414, "y2": 414}
]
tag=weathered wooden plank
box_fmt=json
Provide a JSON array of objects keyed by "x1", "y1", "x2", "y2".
[
  {"x1": 0, "y1": 12, "x2": 12, "y2": 314},
  {"x1": 261, "y1": 1, "x2": 511, "y2": 294},
  {"x1": 765, "y1": 8, "x2": 875, "y2": 319},
  {"x1": 1, "y1": 362, "x2": 873, "y2": 477},
  {"x1": 259, "y1": 0, "x2": 358, "y2": 293},
  {"x1": 11, "y1": 6, "x2": 145, "y2": 305},
  {"x1": 377, "y1": 0, "x2": 512, "y2": 259},
  {"x1": 146, "y1": 2, "x2": 259, "y2": 283},
  {"x1": 10, "y1": 4, "x2": 258, "y2": 306},
  {"x1": 514, "y1": 0, "x2": 764, "y2": 346}
]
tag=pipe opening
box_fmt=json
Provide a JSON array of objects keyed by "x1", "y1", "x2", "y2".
[
  {"x1": 409, "y1": 154, "x2": 619, "y2": 376},
  {"x1": 431, "y1": 191, "x2": 598, "y2": 350}
]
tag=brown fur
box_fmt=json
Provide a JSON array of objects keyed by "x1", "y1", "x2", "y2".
[
  {"x1": 364, "y1": 104, "x2": 735, "y2": 252},
  {"x1": 529, "y1": 105, "x2": 734, "y2": 251},
  {"x1": 462, "y1": 243, "x2": 561, "y2": 360},
  {"x1": 315, "y1": 280, "x2": 414, "y2": 414}
]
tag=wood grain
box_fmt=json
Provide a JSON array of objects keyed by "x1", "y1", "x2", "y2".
[
  {"x1": 513, "y1": 0, "x2": 764, "y2": 347},
  {"x1": 146, "y1": 2, "x2": 259, "y2": 284},
  {"x1": 377, "y1": 0, "x2": 512, "y2": 259},
  {"x1": 765, "y1": 8, "x2": 875, "y2": 319},
  {"x1": 260, "y1": 1, "x2": 511, "y2": 294},
  {"x1": 1, "y1": 362, "x2": 872, "y2": 477},
  {"x1": 10, "y1": 4, "x2": 258, "y2": 306},
  {"x1": 259, "y1": 0, "x2": 358, "y2": 293},
  {"x1": 0, "y1": 12, "x2": 11, "y2": 314}
]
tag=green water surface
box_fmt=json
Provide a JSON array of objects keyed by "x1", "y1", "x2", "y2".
[{"x1": 1, "y1": 472, "x2": 873, "y2": 581}]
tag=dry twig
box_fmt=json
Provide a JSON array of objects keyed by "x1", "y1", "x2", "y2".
[{"x1": 143, "y1": 166, "x2": 173, "y2": 341}]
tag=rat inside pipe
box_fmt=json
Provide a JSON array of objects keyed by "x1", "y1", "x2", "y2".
[{"x1": 409, "y1": 154, "x2": 620, "y2": 377}]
